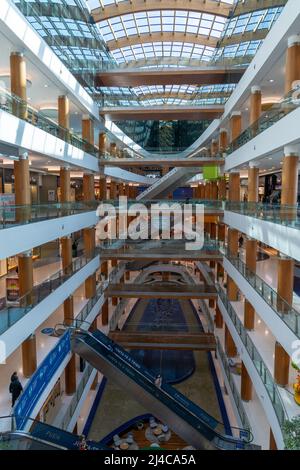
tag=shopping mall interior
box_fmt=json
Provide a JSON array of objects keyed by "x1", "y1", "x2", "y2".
[{"x1": 0, "y1": 0, "x2": 299, "y2": 452}]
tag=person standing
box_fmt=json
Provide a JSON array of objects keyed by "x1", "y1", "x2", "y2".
[{"x1": 9, "y1": 372, "x2": 23, "y2": 407}]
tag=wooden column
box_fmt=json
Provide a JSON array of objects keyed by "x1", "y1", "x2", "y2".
[
  {"x1": 224, "y1": 324, "x2": 237, "y2": 357},
  {"x1": 102, "y1": 300, "x2": 109, "y2": 326},
  {"x1": 10, "y1": 52, "x2": 27, "y2": 119},
  {"x1": 84, "y1": 227, "x2": 96, "y2": 298},
  {"x1": 110, "y1": 142, "x2": 117, "y2": 157},
  {"x1": 65, "y1": 354, "x2": 76, "y2": 395},
  {"x1": 281, "y1": 151, "x2": 299, "y2": 205},
  {"x1": 61, "y1": 236, "x2": 72, "y2": 274},
  {"x1": 125, "y1": 270, "x2": 130, "y2": 281},
  {"x1": 248, "y1": 166, "x2": 259, "y2": 203},
  {"x1": 101, "y1": 261, "x2": 108, "y2": 279},
  {"x1": 285, "y1": 35, "x2": 300, "y2": 93},
  {"x1": 277, "y1": 257, "x2": 294, "y2": 309},
  {"x1": 99, "y1": 177, "x2": 106, "y2": 200},
  {"x1": 110, "y1": 181, "x2": 117, "y2": 200},
  {"x1": 204, "y1": 183, "x2": 210, "y2": 200},
  {"x1": 60, "y1": 167, "x2": 71, "y2": 203},
  {"x1": 218, "y1": 178, "x2": 226, "y2": 200},
  {"x1": 58, "y1": 95, "x2": 70, "y2": 129},
  {"x1": 215, "y1": 305, "x2": 223, "y2": 328},
  {"x1": 211, "y1": 181, "x2": 218, "y2": 200},
  {"x1": 227, "y1": 228, "x2": 239, "y2": 301},
  {"x1": 83, "y1": 174, "x2": 95, "y2": 202},
  {"x1": 99, "y1": 132, "x2": 107, "y2": 156},
  {"x1": 274, "y1": 342, "x2": 290, "y2": 387},
  {"x1": 82, "y1": 116, "x2": 94, "y2": 146},
  {"x1": 22, "y1": 334, "x2": 37, "y2": 378},
  {"x1": 230, "y1": 112, "x2": 242, "y2": 143},
  {"x1": 64, "y1": 295, "x2": 74, "y2": 324},
  {"x1": 14, "y1": 154, "x2": 31, "y2": 222},
  {"x1": 241, "y1": 362, "x2": 252, "y2": 401},
  {"x1": 229, "y1": 172, "x2": 240, "y2": 202},
  {"x1": 219, "y1": 129, "x2": 228, "y2": 154},
  {"x1": 211, "y1": 139, "x2": 218, "y2": 157},
  {"x1": 250, "y1": 86, "x2": 262, "y2": 126}
]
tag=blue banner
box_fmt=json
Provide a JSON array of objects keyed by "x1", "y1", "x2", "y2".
[{"x1": 15, "y1": 330, "x2": 71, "y2": 429}]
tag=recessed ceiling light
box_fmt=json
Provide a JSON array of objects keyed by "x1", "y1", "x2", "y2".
[
  {"x1": 44, "y1": 84, "x2": 48, "y2": 88},
  {"x1": 280, "y1": 161, "x2": 283, "y2": 164},
  {"x1": 268, "y1": 157, "x2": 272, "y2": 160},
  {"x1": 269, "y1": 79, "x2": 274, "y2": 83},
  {"x1": 28, "y1": 97, "x2": 31, "y2": 101}
]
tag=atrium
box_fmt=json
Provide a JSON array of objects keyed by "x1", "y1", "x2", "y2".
[{"x1": 0, "y1": 0, "x2": 299, "y2": 454}]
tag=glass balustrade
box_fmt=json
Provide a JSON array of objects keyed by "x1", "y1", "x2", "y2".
[
  {"x1": 0, "y1": 201, "x2": 99, "y2": 230},
  {"x1": 0, "y1": 88, "x2": 99, "y2": 157},
  {"x1": 0, "y1": 253, "x2": 98, "y2": 336},
  {"x1": 215, "y1": 337, "x2": 251, "y2": 432},
  {"x1": 226, "y1": 89, "x2": 300, "y2": 155},
  {"x1": 224, "y1": 251, "x2": 300, "y2": 337},
  {"x1": 225, "y1": 201, "x2": 300, "y2": 230},
  {"x1": 217, "y1": 286, "x2": 287, "y2": 426}
]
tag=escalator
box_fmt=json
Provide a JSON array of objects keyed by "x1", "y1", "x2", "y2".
[
  {"x1": 136, "y1": 167, "x2": 199, "y2": 200},
  {"x1": 71, "y1": 328, "x2": 259, "y2": 450},
  {"x1": 0, "y1": 418, "x2": 107, "y2": 451}
]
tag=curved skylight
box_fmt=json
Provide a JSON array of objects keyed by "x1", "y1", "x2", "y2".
[
  {"x1": 98, "y1": 11, "x2": 226, "y2": 44},
  {"x1": 220, "y1": 7, "x2": 283, "y2": 38},
  {"x1": 112, "y1": 42, "x2": 215, "y2": 64}
]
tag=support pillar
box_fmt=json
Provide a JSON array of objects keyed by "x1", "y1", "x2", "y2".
[
  {"x1": 285, "y1": 35, "x2": 300, "y2": 94},
  {"x1": 83, "y1": 174, "x2": 95, "y2": 202},
  {"x1": 219, "y1": 128, "x2": 228, "y2": 154},
  {"x1": 241, "y1": 362, "x2": 252, "y2": 401},
  {"x1": 61, "y1": 236, "x2": 72, "y2": 274},
  {"x1": 218, "y1": 178, "x2": 226, "y2": 200},
  {"x1": 269, "y1": 429, "x2": 277, "y2": 450},
  {"x1": 274, "y1": 342, "x2": 290, "y2": 387},
  {"x1": 65, "y1": 354, "x2": 76, "y2": 395},
  {"x1": 10, "y1": 52, "x2": 27, "y2": 119},
  {"x1": 82, "y1": 116, "x2": 94, "y2": 147},
  {"x1": 250, "y1": 86, "x2": 262, "y2": 127},
  {"x1": 110, "y1": 142, "x2": 117, "y2": 157},
  {"x1": 211, "y1": 139, "x2": 218, "y2": 157},
  {"x1": 102, "y1": 300, "x2": 109, "y2": 326},
  {"x1": 84, "y1": 227, "x2": 96, "y2": 298},
  {"x1": 215, "y1": 305, "x2": 223, "y2": 328},
  {"x1": 281, "y1": 148, "x2": 299, "y2": 206},
  {"x1": 22, "y1": 334, "x2": 37, "y2": 378},
  {"x1": 229, "y1": 172, "x2": 240, "y2": 202},
  {"x1": 224, "y1": 324, "x2": 237, "y2": 357},
  {"x1": 248, "y1": 166, "x2": 259, "y2": 203},
  {"x1": 58, "y1": 95, "x2": 70, "y2": 140},
  {"x1": 99, "y1": 132, "x2": 107, "y2": 157},
  {"x1": 64, "y1": 295, "x2": 74, "y2": 325},
  {"x1": 14, "y1": 153, "x2": 31, "y2": 222},
  {"x1": 230, "y1": 112, "x2": 242, "y2": 143},
  {"x1": 60, "y1": 167, "x2": 71, "y2": 203}
]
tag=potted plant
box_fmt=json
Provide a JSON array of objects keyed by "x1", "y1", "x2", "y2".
[{"x1": 282, "y1": 416, "x2": 300, "y2": 450}]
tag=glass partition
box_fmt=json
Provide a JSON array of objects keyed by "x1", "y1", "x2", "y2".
[{"x1": 217, "y1": 287, "x2": 287, "y2": 427}]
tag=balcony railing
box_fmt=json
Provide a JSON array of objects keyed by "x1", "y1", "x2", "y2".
[
  {"x1": 224, "y1": 251, "x2": 300, "y2": 338},
  {"x1": 216, "y1": 337, "x2": 252, "y2": 433},
  {"x1": 0, "y1": 201, "x2": 99, "y2": 230},
  {"x1": 217, "y1": 286, "x2": 288, "y2": 427},
  {"x1": 226, "y1": 89, "x2": 300, "y2": 155},
  {"x1": 0, "y1": 87, "x2": 99, "y2": 157},
  {"x1": 0, "y1": 253, "x2": 98, "y2": 336},
  {"x1": 225, "y1": 202, "x2": 300, "y2": 230}
]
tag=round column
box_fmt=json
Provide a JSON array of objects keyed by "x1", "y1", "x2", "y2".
[
  {"x1": 22, "y1": 334, "x2": 37, "y2": 378},
  {"x1": 248, "y1": 165, "x2": 259, "y2": 203},
  {"x1": 10, "y1": 52, "x2": 27, "y2": 119},
  {"x1": 285, "y1": 35, "x2": 300, "y2": 93},
  {"x1": 250, "y1": 86, "x2": 262, "y2": 126},
  {"x1": 225, "y1": 324, "x2": 237, "y2": 357},
  {"x1": 219, "y1": 129, "x2": 228, "y2": 154},
  {"x1": 230, "y1": 112, "x2": 242, "y2": 143},
  {"x1": 229, "y1": 171, "x2": 240, "y2": 202},
  {"x1": 241, "y1": 362, "x2": 252, "y2": 401}
]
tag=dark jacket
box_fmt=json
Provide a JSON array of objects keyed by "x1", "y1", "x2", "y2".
[{"x1": 9, "y1": 379, "x2": 23, "y2": 399}]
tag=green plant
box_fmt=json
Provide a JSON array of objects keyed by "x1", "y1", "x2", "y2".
[{"x1": 282, "y1": 417, "x2": 300, "y2": 450}]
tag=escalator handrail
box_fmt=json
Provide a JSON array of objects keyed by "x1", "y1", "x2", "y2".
[{"x1": 74, "y1": 328, "x2": 253, "y2": 446}]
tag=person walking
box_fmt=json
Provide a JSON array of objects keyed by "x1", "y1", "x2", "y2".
[{"x1": 9, "y1": 372, "x2": 23, "y2": 408}]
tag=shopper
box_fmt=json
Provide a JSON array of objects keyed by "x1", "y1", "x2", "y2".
[
  {"x1": 9, "y1": 372, "x2": 23, "y2": 407},
  {"x1": 154, "y1": 374, "x2": 162, "y2": 388}
]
